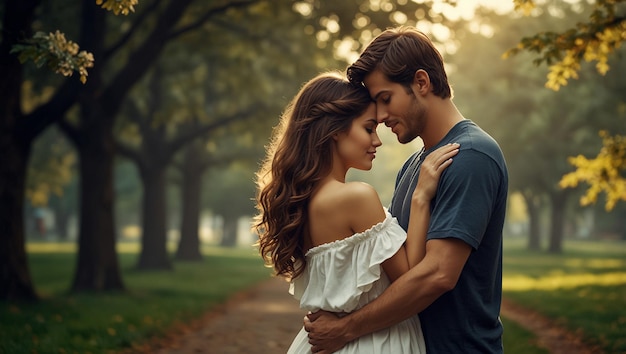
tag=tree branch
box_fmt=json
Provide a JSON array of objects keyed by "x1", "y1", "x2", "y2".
[
  {"x1": 115, "y1": 139, "x2": 144, "y2": 166},
  {"x1": 103, "y1": 0, "x2": 194, "y2": 116},
  {"x1": 167, "y1": 105, "x2": 260, "y2": 156},
  {"x1": 168, "y1": 0, "x2": 262, "y2": 39},
  {"x1": 103, "y1": 0, "x2": 163, "y2": 60},
  {"x1": 197, "y1": 148, "x2": 261, "y2": 171},
  {"x1": 56, "y1": 116, "x2": 81, "y2": 147},
  {"x1": 209, "y1": 17, "x2": 297, "y2": 54},
  {"x1": 21, "y1": 79, "x2": 81, "y2": 142}
]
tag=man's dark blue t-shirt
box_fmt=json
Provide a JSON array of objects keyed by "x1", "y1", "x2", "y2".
[{"x1": 389, "y1": 120, "x2": 508, "y2": 354}]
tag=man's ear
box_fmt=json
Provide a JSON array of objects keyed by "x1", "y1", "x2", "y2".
[{"x1": 413, "y1": 69, "x2": 431, "y2": 95}]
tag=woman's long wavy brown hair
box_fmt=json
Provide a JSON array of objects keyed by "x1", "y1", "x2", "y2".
[{"x1": 253, "y1": 72, "x2": 372, "y2": 280}]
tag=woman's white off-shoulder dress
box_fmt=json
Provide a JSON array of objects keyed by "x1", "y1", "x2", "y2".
[{"x1": 287, "y1": 212, "x2": 426, "y2": 353}]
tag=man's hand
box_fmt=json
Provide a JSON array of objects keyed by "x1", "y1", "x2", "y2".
[{"x1": 304, "y1": 311, "x2": 350, "y2": 353}]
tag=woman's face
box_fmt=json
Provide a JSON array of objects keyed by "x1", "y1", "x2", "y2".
[{"x1": 335, "y1": 103, "x2": 382, "y2": 171}]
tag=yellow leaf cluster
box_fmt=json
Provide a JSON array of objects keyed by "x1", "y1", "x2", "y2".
[
  {"x1": 546, "y1": 22, "x2": 626, "y2": 91},
  {"x1": 559, "y1": 131, "x2": 626, "y2": 211},
  {"x1": 513, "y1": 0, "x2": 535, "y2": 16},
  {"x1": 546, "y1": 50, "x2": 580, "y2": 90},
  {"x1": 35, "y1": 31, "x2": 95, "y2": 84},
  {"x1": 96, "y1": 0, "x2": 138, "y2": 16}
]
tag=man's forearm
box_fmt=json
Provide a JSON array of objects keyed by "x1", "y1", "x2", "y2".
[{"x1": 344, "y1": 261, "x2": 445, "y2": 340}]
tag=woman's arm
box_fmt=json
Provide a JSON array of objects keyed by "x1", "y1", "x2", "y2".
[
  {"x1": 383, "y1": 143, "x2": 460, "y2": 280},
  {"x1": 405, "y1": 143, "x2": 459, "y2": 267}
]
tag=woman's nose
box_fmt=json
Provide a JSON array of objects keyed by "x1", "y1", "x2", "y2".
[{"x1": 373, "y1": 133, "x2": 382, "y2": 147}]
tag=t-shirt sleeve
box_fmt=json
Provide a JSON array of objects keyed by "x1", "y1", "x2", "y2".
[{"x1": 428, "y1": 149, "x2": 503, "y2": 249}]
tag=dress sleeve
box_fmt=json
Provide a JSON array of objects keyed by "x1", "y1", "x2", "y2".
[{"x1": 289, "y1": 212, "x2": 407, "y2": 313}]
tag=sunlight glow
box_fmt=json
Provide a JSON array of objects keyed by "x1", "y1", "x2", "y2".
[
  {"x1": 292, "y1": 2, "x2": 312, "y2": 17},
  {"x1": 564, "y1": 258, "x2": 626, "y2": 269},
  {"x1": 335, "y1": 37, "x2": 361, "y2": 63},
  {"x1": 429, "y1": 0, "x2": 515, "y2": 19},
  {"x1": 353, "y1": 14, "x2": 370, "y2": 29},
  {"x1": 321, "y1": 16, "x2": 340, "y2": 34},
  {"x1": 391, "y1": 11, "x2": 409, "y2": 25},
  {"x1": 503, "y1": 272, "x2": 626, "y2": 292}
]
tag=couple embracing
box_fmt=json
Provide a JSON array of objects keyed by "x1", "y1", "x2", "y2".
[{"x1": 254, "y1": 26, "x2": 508, "y2": 354}]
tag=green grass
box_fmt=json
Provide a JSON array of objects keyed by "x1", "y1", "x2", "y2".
[
  {"x1": 501, "y1": 318, "x2": 550, "y2": 354},
  {"x1": 1, "y1": 244, "x2": 271, "y2": 354},
  {"x1": 3, "y1": 239, "x2": 624, "y2": 354},
  {"x1": 502, "y1": 238, "x2": 626, "y2": 353}
]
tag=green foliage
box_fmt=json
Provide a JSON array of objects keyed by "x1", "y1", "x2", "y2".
[
  {"x1": 503, "y1": 238, "x2": 626, "y2": 353},
  {"x1": 11, "y1": 31, "x2": 94, "y2": 84},
  {"x1": 26, "y1": 127, "x2": 76, "y2": 207},
  {"x1": 452, "y1": 4, "x2": 626, "y2": 215},
  {"x1": 8, "y1": 0, "x2": 133, "y2": 85},
  {"x1": 503, "y1": 1, "x2": 626, "y2": 212},
  {"x1": 452, "y1": 6, "x2": 600, "y2": 191},
  {"x1": 204, "y1": 161, "x2": 258, "y2": 218},
  {"x1": 507, "y1": 0, "x2": 626, "y2": 91},
  {"x1": 0, "y1": 245, "x2": 269, "y2": 353},
  {"x1": 291, "y1": 0, "x2": 463, "y2": 64}
]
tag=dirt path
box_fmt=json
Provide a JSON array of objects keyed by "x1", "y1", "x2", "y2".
[
  {"x1": 500, "y1": 298, "x2": 604, "y2": 354},
  {"x1": 147, "y1": 277, "x2": 304, "y2": 354},
  {"x1": 133, "y1": 277, "x2": 603, "y2": 354}
]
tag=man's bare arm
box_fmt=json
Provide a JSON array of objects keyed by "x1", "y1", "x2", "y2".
[{"x1": 305, "y1": 238, "x2": 472, "y2": 353}]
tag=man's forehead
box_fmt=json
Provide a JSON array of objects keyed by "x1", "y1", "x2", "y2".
[
  {"x1": 363, "y1": 71, "x2": 388, "y2": 97},
  {"x1": 363, "y1": 69, "x2": 386, "y2": 85}
]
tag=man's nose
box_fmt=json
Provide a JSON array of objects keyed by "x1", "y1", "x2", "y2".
[{"x1": 376, "y1": 107, "x2": 388, "y2": 123}]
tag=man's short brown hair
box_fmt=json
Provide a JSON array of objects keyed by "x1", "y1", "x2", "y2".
[{"x1": 347, "y1": 26, "x2": 451, "y2": 99}]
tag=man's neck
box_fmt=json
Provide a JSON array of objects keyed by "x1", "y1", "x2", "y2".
[{"x1": 422, "y1": 99, "x2": 464, "y2": 149}]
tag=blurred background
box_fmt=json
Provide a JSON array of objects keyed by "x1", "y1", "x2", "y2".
[{"x1": 1, "y1": 0, "x2": 625, "y2": 352}]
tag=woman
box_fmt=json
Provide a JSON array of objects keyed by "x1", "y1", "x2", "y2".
[{"x1": 253, "y1": 72, "x2": 458, "y2": 353}]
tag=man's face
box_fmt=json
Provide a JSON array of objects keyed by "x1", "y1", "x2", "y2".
[{"x1": 363, "y1": 70, "x2": 426, "y2": 144}]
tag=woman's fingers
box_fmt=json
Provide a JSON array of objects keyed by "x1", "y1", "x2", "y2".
[{"x1": 424, "y1": 143, "x2": 459, "y2": 173}]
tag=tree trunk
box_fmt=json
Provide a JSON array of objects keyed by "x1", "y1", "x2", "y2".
[
  {"x1": 71, "y1": 111, "x2": 125, "y2": 291},
  {"x1": 81, "y1": 0, "x2": 195, "y2": 270},
  {"x1": 176, "y1": 146, "x2": 204, "y2": 261},
  {"x1": 68, "y1": 2, "x2": 125, "y2": 292},
  {"x1": 0, "y1": 139, "x2": 38, "y2": 301},
  {"x1": 523, "y1": 192, "x2": 542, "y2": 251},
  {"x1": 0, "y1": 0, "x2": 40, "y2": 301},
  {"x1": 53, "y1": 206, "x2": 71, "y2": 241},
  {"x1": 548, "y1": 191, "x2": 569, "y2": 254},
  {"x1": 220, "y1": 214, "x2": 239, "y2": 247},
  {"x1": 136, "y1": 166, "x2": 172, "y2": 269}
]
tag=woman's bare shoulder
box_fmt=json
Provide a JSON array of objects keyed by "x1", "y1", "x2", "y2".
[
  {"x1": 341, "y1": 182, "x2": 386, "y2": 233},
  {"x1": 309, "y1": 181, "x2": 385, "y2": 236},
  {"x1": 312, "y1": 181, "x2": 379, "y2": 207}
]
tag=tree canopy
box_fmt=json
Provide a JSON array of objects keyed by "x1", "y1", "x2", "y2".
[{"x1": 508, "y1": 0, "x2": 626, "y2": 211}]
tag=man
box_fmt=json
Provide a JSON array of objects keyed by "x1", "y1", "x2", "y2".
[{"x1": 304, "y1": 26, "x2": 508, "y2": 354}]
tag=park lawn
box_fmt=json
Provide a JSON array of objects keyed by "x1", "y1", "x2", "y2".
[
  {"x1": 2, "y1": 239, "x2": 624, "y2": 354},
  {"x1": 0, "y1": 243, "x2": 272, "y2": 354},
  {"x1": 501, "y1": 317, "x2": 549, "y2": 354},
  {"x1": 502, "y1": 238, "x2": 626, "y2": 353}
]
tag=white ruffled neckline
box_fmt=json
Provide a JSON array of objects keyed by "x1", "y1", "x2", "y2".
[{"x1": 305, "y1": 212, "x2": 393, "y2": 257}]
